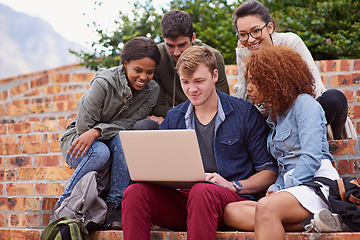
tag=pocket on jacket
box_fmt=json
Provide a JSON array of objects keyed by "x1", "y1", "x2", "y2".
[
  {"x1": 218, "y1": 136, "x2": 243, "y2": 159},
  {"x1": 273, "y1": 129, "x2": 296, "y2": 154}
]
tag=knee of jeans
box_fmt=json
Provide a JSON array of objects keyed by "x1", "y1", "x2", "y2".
[
  {"x1": 188, "y1": 183, "x2": 216, "y2": 200},
  {"x1": 123, "y1": 183, "x2": 150, "y2": 204},
  {"x1": 133, "y1": 119, "x2": 159, "y2": 130}
]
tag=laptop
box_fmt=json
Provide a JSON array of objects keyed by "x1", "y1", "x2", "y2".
[{"x1": 119, "y1": 129, "x2": 219, "y2": 189}]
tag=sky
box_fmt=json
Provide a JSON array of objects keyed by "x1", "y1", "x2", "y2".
[{"x1": 0, "y1": 0, "x2": 171, "y2": 48}]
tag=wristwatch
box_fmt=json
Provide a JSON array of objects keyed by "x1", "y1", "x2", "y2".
[{"x1": 232, "y1": 180, "x2": 242, "y2": 193}]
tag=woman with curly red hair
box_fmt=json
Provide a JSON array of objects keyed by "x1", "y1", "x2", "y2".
[{"x1": 223, "y1": 46, "x2": 348, "y2": 239}]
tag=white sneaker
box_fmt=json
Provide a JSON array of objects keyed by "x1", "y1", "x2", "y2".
[{"x1": 309, "y1": 208, "x2": 349, "y2": 232}]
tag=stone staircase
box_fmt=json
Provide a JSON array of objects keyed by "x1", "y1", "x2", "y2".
[{"x1": 1, "y1": 61, "x2": 360, "y2": 239}]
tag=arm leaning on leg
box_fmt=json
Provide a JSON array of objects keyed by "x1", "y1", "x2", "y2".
[{"x1": 224, "y1": 200, "x2": 257, "y2": 231}]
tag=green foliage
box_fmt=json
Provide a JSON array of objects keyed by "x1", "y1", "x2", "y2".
[
  {"x1": 264, "y1": 0, "x2": 360, "y2": 60},
  {"x1": 71, "y1": 0, "x2": 163, "y2": 70},
  {"x1": 169, "y1": 0, "x2": 240, "y2": 64},
  {"x1": 72, "y1": 0, "x2": 359, "y2": 70},
  {"x1": 72, "y1": 0, "x2": 241, "y2": 70}
]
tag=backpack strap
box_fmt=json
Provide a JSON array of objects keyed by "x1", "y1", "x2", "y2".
[
  {"x1": 41, "y1": 217, "x2": 89, "y2": 240},
  {"x1": 337, "y1": 178, "x2": 346, "y2": 202},
  {"x1": 301, "y1": 177, "x2": 334, "y2": 212}
]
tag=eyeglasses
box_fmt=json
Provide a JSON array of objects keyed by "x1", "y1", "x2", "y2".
[{"x1": 236, "y1": 23, "x2": 269, "y2": 42}]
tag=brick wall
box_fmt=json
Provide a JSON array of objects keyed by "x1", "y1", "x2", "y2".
[{"x1": 0, "y1": 59, "x2": 359, "y2": 229}]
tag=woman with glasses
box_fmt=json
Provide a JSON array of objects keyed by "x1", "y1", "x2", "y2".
[{"x1": 232, "y1": 0, "x2": 355, "y2": 140}]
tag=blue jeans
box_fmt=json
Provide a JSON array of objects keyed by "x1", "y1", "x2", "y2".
[{"x1": 57, "y1": 135, "x2": 130, "y2": 208}]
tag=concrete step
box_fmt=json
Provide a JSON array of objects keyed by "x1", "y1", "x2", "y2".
[{"x1": 0, "y1": 228, "x2": 360, "y2": 240}]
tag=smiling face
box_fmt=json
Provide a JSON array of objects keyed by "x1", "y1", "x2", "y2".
[
  {"x1": 164, "y1": 33, "x2": 195, "y2": 63},
  {"x1": 124, "y1": 57, "x2": 156, "y2": 91},
  {"x1": 236, "y1": 15, "x2": 274, "y2": 51},
  {"x1": 179, "y1": 64, "x2": 218, "y2": 108},
  {"x1": 246, "y1": 71, "x2": 265, "y2": 103}
]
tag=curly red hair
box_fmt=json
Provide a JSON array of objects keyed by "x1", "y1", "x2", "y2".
[{"x1": 245, "y1": 46, "x2": 315, "y2": 121}]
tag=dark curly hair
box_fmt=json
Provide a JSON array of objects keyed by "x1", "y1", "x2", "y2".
[{"x1": 245, "y1": 46, "x2": 315, "y2": 121}]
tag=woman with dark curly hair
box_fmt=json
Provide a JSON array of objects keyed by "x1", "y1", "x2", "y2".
[{"x1": 223, "y1": 46, "x2": 348, "y2": 238}]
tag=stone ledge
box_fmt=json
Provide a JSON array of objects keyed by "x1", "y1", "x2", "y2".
[{"x1": 1, "y1": 229, "x2": 360, "y2": 240}]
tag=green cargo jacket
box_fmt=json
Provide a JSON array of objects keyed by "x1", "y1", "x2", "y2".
[{"x1": 60, "y1": 65, "x2": 159, "y2": 158}]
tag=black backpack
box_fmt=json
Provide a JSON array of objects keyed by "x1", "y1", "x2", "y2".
[{"x1": 302, "y1": 176, "x2": 360, "y2": 231}]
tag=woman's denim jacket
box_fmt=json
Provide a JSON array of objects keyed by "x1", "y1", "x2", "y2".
[
  {"x1": 159, "y1": 90, "x2": 277, "y2": 199},
  {"x1": 267, "y1": 94, "x2": 334, "y2": 192}
]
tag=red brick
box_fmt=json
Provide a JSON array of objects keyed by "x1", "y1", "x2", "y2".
[
  {"x1": 63, "y1": 84, "x2": 86, "y2": 92},
  {"x1": 29, "y1": 102, "x2": 51, "y2": 114},
  {"x1": 7, "y1": 156, "x2": 32, "y2": 168},
  {"x1": 0, "y1": 169, "x2": 15, "y2": 181},
  {"x1": 50, "y1": 73, "x2": 70, "y2": 83},
  {"x1": 17, "y1": 167, "x2": 45, "y2": 180},
  {"x1": 356, "y1": 90, "x2": 360, "y2": 103},
  {"x1": 0, "y1": 213, "x2": 4, "y2": 227},
  {"x1": 0, "y1": 105, "x2": 4, "y2": 118},
  {"x1": 30, "y1": 96, "x2": 52, "y2": 104},
  {"x1": 18, "y1": 134, "x2": 42, "y2": 143},
  {"x1": 32, "y1": 120, "x2": 58, "y2": 132},
  {"x1": 324, "y1": 60, "x2": 335, "y2": 72},
  {"x1": 46, "y1": 166, "x2": 74, "y2": 180},
  {"x1": 42, "y1": 85, "x2": 62, "y2": 95},
  {"x1": 42, "y1": 197, "x2": 58, "y2": 211},
  {"x1": 0, "y1": 136, "x2": 17, "y2": 144},
  {"x1": 331, "y1": 74, "x2": 353, "y2": 87},
  {"x1": 320, "y1": 75, "x2": 327, "y2": 87},
  {"x1": 0, "y1": 90, "x2": 8, "y2": 101},
  {"x1": 59, "y1": 119, "x2": 73, "y2": 130},
  {"x1": 54, "y1": 100, "x2": 78, "y2": 112},
  {"x1": 0, "y1": 184, "x2": 3, "y2": 195},
  {"x1": 228, "y1": 77, "x2": 237, "y2": 96},
  {"x1": 35, "y1": 183, "x2": 64, "y2": 195},
  {"x1": 10, "y1": 83, "x2": 29, "y2": 97},
  {"x1": 30, "y1": 75, "x2": 49, "y2": 88},
  {"x1": 0, "y1": 229, "x2": 41, "y2": 240},
  {"x1": 43, "y1": 213, "x2": 51, "y2": 226},
  {"x1": 73, "y1": 72, "x2": 94, "y2": 82},
  {"x1": 6, "y1": 105, "x2": 28, "y2": 116},
  {"x1": 43, "y1": 133, "x2": 61, "y2": 141},
  {"x1": 328, "y1": 139, "x2": 357, "y2": 155},
  {"x1": 50, "y1": 140, "x2": 61, "y2": 153},
  {"x1": 76, "y1": 92, "x2": 84, "y2": 100},
  {"x1": 8, "y1": 122, "x2": 31, "y2": 134},
  {"x1": 6, "y1": 183, "x2": 33, "y2": 196},
  {"x1": 352, "y1": 73, "x2": 360, "y2": 85},
  {"x1": 11, "y1": 99, "x2": 30, "y2": 106},
  {"x1": 337, "y1": 159, "x2": 360, "y2": 175},
  {"x1": 225, "y1": 65, "x2": 238, "y2": 76},
  {"x1": 354, "y1": 59, "x2": 360, "y2": 71},
  {"x1": 24, "y1": 89, "x2": 40, "y2": 97},
  {"x1": 0, "y1": 197, "x2": 6, "y2": 211},
  {"x1": 6, "y1": 197, "x2": 40, "y2": 211},
  {"x1": 2, "y1": 143, "x2": 21, "y2": 155},
  {"x1": 7, "y1": 214, "x2": 40, "y2": 228},
  {"x1": 23, "y1": 141, "x2": 48, "y2": 154},
  {"x1": 33, "y1": 155, "x2": 61, "y2": 167},
  {"x1": 351, "y1": 105, "x2": 360, "y2": 119},
  {"x1": 0, "y1": 157, "x2": 4, "y2": 168},
  {"x1": 339, "y1": 59, "x2": 351, "y2": 71},
  {"x1": 0, "y1": 124, "x2": 6, "y2": 135},
  {"x1": 53, "y1": 93, "x2": 74, "y2": 102},
  {"x1": 343, "y1": 90, "x2": 354, "y2": 103}
]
